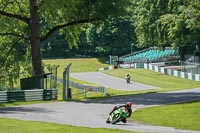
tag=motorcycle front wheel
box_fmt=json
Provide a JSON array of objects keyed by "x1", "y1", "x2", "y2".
[{"x1": 111, "y1": 114, "x2": 121, "y2": 124}]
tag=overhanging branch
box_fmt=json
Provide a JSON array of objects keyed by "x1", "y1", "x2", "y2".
[
  {"x1": 0, "y1": 27, "x2": 29, "y2": 69},
  {"x1": 41, "y1": 18, "x2": 99, "y2": 42},
  {"x1": 0, "y1": 10, "x2": 29, "y2": 24},
  {"x1": 0, "y1": 32, "x2": 29, "y2": 40},
  {"x1": 0, "y1": 38, "x2": 22, "y2": 69}
]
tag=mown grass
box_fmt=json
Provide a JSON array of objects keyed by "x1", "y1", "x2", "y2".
[
  {"x1": 0, "y1": 118, "x2": 140, "y2": 133},
  {"x1": 43, "y1": 58, "x2": 109, "y2": 78},
  {"x1": 103, "y1": 68, "x2": 200, "y2": 92},
  {"x1": 132, "y1": 100, "x2": 200, "y2": 130}
]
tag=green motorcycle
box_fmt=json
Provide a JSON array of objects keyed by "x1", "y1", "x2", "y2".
[{"x1": 110, "y1": 107, "x2": 128, "y2": 124}]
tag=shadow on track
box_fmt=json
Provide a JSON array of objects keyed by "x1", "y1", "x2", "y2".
[{"x1": 74, "y1": 91, "x2": 200, "y2": 108}]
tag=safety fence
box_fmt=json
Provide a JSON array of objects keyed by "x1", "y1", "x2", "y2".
[
  {"x1": 70, "y1": 81, "x2": 106, "y2": 98},
  {"x1": 142, "y1": 63, "x2": 200, "y2": 81},
  {"x1": 57, "y1": 78, "x2": 106, "y2": 98},
  {"x1": 98, "y1": 65, "x2": 114, "y2": 71},
  {"x1": 0, "y1": 89, "x2": 57, "y2": 103}
]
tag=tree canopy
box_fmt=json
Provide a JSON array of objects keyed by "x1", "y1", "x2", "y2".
[
  {"x1": 133, "y1": 0, "x2": 200, "y2": 60},
  {"x1": 0, "y1": 0, "x2": 131, "y2": 87},
  {"x1": 85, "y1": 17, "x2": 136, "y2": 56},
  {"x1": 134, "y1": 0, "x2": 200, "y2": 47}
]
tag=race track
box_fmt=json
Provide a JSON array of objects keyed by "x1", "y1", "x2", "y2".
[
  {"x1": 0, "y1": 72, "x2": 200, "y2": 133},
  {"x1": 70, "y1": 72, "x2": 157, "y2": 91}
]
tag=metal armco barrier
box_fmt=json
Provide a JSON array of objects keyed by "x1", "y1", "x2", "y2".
[{"x1": 0, "y1": 89, "x2": 57, "y2": 103}]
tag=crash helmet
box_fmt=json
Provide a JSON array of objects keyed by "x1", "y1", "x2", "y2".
[{"x1": 126, "y1": 102, "x2": 132, "y2": 107}]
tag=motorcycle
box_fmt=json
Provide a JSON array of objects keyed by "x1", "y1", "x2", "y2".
[
  {"x1": 108, "y1": 107, "x2": 128, "y2": 124},
  {"x1": 126, "y1": 75, "x2": 130, "y2": 84},
  {"x1": 126, "y1": 77, "x2": 130, "y2": 84}
]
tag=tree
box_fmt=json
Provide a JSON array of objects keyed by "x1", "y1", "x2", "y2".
[
  {"x1": 182, "y1": 0, "x2": 200, "y2": 61},
  {"x1": 85, "y1": 17, "x2": 137, "y2": 56},
  {"x1": 133, "y1": 0, "x2": 200, "y2": 61},
  {"x1": 133, "y1": 0, "x2": 169, "y2": 47},
  {"x1": 42, "y1": 31, "x2": 69, "y2": 58},
  {"x1": 0, "y1": 0, "x2": 131, "y2": 86}
]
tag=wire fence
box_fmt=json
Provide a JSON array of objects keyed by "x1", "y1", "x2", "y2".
[{"x1": 57, "y1": 77, "x2": 106, "y2": 98}]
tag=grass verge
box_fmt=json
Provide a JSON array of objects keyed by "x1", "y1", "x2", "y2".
[
  {"x1": 103, "y1": 68, "x2": 200, "y2": 92},
  {"x1": 132, "y1": 100, "x2": 200, "y2": 130},
  {"x1": 0, "y1": 118, "x2": 140, "y2": 133}
]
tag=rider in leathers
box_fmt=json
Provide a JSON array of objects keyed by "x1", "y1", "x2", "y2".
[{"x1": 106, "y1": 102, "x2": 132, "y2": 123}]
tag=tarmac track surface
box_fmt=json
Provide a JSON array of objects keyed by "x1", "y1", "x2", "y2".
[
  {"x1": 0, "y1": 72, "x2": 200, "y2": 133},
  {"x1": 70, "y1": 72, "x2": 157, "y2": 91}
]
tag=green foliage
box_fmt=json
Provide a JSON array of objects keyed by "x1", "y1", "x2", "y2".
[
  {"x1": 42, "y1": 31, "x2": 69, "y2": 58},
  {"x1": 183, "y1": 0, "x2": 200, "y2": 31},
  {"x1": 64, "y1": 25, "x2": 82, "y2": 48},
  {"x1": 0, "y1": 0, "x2": 132, "y2": 87},
  {"x1": 133, "y1": 0, "x2": 200, "y2": 49},
  {"x1": 86, "y1": 17, "x2": 137, "y2": 56},
  {"x1": 40, "y1": 0, "x2": 132, "y2": 46},
  {"x1": 0, "y1": 36, "x2": 31, "y2": 89},
  {"x1": 133, "y1": 0, "x2": 168, "y2": 47},
  {"x1": 42, "y1": 16, "x2": 137, "y2": 58}
]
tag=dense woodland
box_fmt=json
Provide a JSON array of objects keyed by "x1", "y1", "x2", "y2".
[{"x1": 0, "y1": 0, "x2": 199, "y2": 88}]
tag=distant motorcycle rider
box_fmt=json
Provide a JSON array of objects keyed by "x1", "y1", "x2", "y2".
[
  {"x1": 126, "y1": 74, "x2": 131, "y2": 83},
  {"x1": 106, "y1": 102, "x2": 133, "y2": 123}
]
